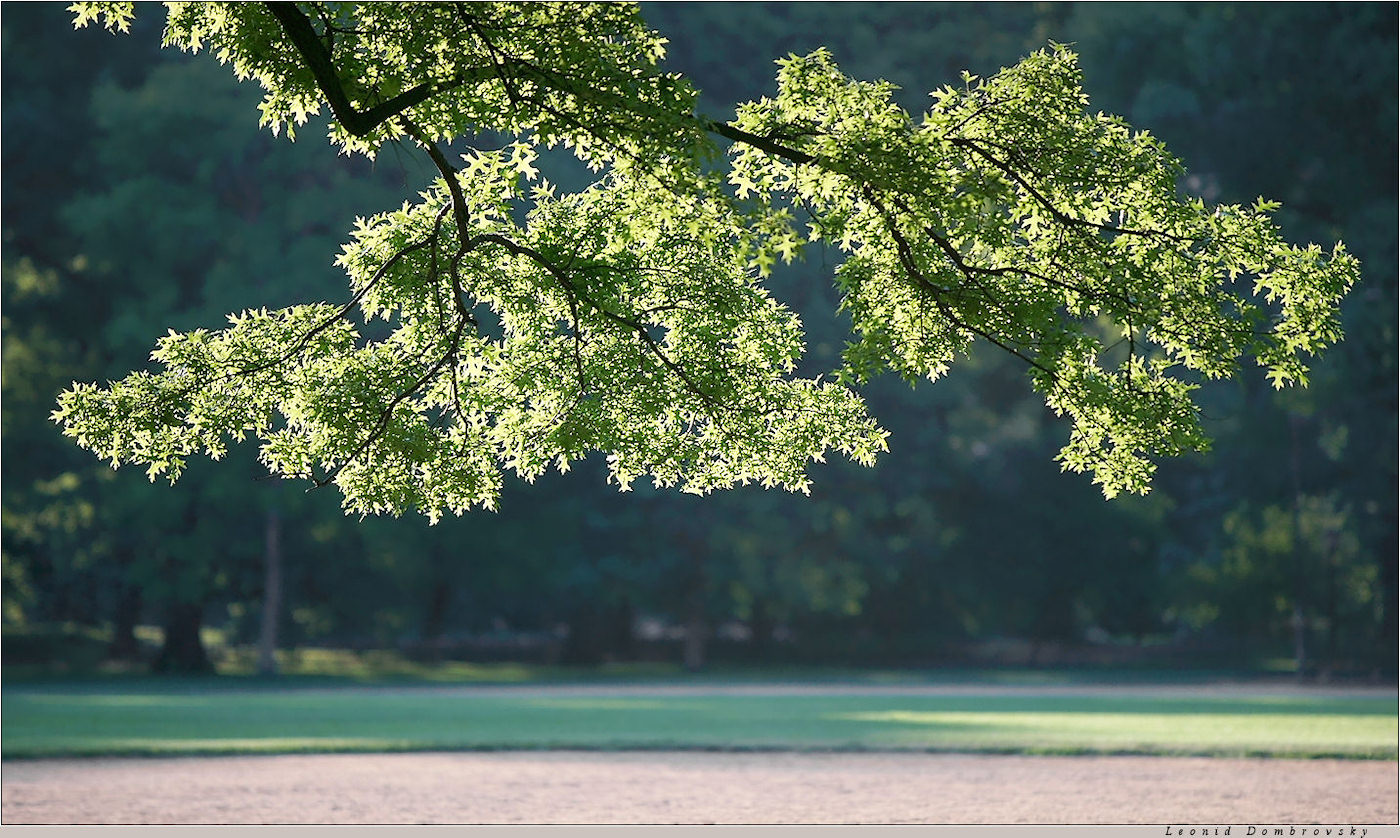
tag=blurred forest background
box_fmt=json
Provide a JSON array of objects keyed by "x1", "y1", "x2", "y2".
[{"x1": 2, "y1": 3, "x2": 1395, "y2": 679}]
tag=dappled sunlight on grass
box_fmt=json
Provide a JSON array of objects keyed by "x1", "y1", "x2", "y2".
[
  {"x1": 3, "y1": 682, "x2": 1393, "y2": 760},
  {"x1": 826, "y1": 709, "x2": 1396, "y2": 753},
  {"x1": 216, "y1": 648, "x2": 543, "y2": 682},
  {"x1": 210, "y1": 647, "x2": 702, "y2": 684}
]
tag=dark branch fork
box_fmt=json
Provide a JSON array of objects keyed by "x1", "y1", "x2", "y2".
[
  {"x1": 265, "y1": 0, "x2": 1198, "y2": 261},
  {"x1": 267, "y1": 2, "x2": 723, "y2": 404},
  {"x1": 263, "y1": 3, "x2": 760, "y2": 489},
  {"x1": 258, "y1": 1, "x2": 1204, "y2": 482},
  {"x1": 265, "y1": 2, "x2": 489, "y2": 138},
  {"x1": 273, "y1": 0, "x2": 739, "y2": 472},
  {"x1": 395, "y1": 117, "x2": 724, "y2": 418}
]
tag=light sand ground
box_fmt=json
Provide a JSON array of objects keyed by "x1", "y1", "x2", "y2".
[{"x1": 2, "y1": 751, "x2": 1395, "y2": 825}]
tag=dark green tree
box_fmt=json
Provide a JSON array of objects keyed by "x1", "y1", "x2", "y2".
[
  {"x1": 7, "y1": 3, "x2": 1389, "y2": 676},
  {"x1": 4, "y1": 9, "x2": 411, "y2": 669}
]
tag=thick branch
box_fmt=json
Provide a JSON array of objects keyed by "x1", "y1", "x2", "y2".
[
  {"x1": 264, "y1": 3, "x2": 372, "y2": 135},
  {"x1": 264, "y1": 2, "x2": 487, "y2": 138},
  {"x1": 705, "y1": 120, "x2": 815, "y2": 165}
]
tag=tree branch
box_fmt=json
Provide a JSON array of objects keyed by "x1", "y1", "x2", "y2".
[
  {"x1": 470, "y1": 233, "x2": 723, "y2": 414},
  {"x1": 705, "y1": 120, "x2": 816, "y2": 165},
  {"x1": 315, "y1": 315, "x2": 469, "y2": 489},
  {"x1": 264, "y1": 2, "x2": 488, "y2": 138},
  {"x1": 862, "y1": 186, "x2": 1056, "y2": 378},
  {"x1": 947, "y1": 136, "x2": 1194, "y2": 244},
  {"x1": 264, "y1": 3, "x2": 372, "y2": 135}
]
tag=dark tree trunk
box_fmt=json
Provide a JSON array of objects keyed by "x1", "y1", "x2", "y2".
[
  {"x1": 608, "y1": 596, "x2": 636, "y2": 661},
  {"x1": 678, "y1": 510, "x2": 709, "y2": 673},
  {"x1": 682, "y1": 607, "x2": 707, "y2": 672},
  {"x1": 1322, "y1": 528, "x2": 1340, "y2": 678},
  {"x1": 154, "y1": 602, "x2": 212, "y2": 674},
  {"x1": 106, "y1": 547, "x2": 142, "y2": 661},
  {"x1": 423, "y1": 581, "x2": 451, "y2": 645},
  {"x1": 256, "y1": 506, "x2": 282, "y2": 676},
  {"x1": 682, "y1": 570, "x2": 708, "y2": 672},
  {"x1": 1288, "y1": 413, "x2": 1309, "y2": 678},
  {"x1": 749, "y1": 598, "x2": 772, "y2": 659},
  {"x1": 107, "y1": 584, "x2": 142, "y2": 661},
  {"x1": 1378, "y1": 518, "x2": 1397, "y2": 676}
]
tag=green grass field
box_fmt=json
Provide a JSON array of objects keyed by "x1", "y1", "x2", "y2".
[{"x1": 3, "y1": 678, "x2": 1394, "y2": 760}]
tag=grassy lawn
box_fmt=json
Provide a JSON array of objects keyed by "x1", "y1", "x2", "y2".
[{"x1": 3, "y1": 679, "x2": 1394, "y2": 760}]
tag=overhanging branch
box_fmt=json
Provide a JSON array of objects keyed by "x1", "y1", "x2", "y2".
[{"x1": 264, "y1": 2, "x2": 488, "y2": 138}]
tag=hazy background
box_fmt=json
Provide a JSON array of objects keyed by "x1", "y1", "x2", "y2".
[{"x1": 3, "y1": 2, "x2": 1395, "y2": 679}]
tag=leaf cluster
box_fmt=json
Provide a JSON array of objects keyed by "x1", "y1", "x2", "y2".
[
  {"x1": 728, "y1": 46, "x2": 1356, "y2": 495},
  {"x1": 56, "y1": 3, "x2": 1357, "y2": 513}
]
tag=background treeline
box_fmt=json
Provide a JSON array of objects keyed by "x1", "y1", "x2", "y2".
[{"x1": 3, "y1": 3, "x2": 1394, "y2": 677}]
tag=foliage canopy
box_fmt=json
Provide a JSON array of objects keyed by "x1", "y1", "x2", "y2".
[{"x1": 55, "y1": 2, "x2": 1358, "y2": 518}]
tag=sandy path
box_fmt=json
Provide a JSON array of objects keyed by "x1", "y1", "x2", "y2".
[{"x1": 2, "y1": 751, "x2": 1395, "y2": 824}]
